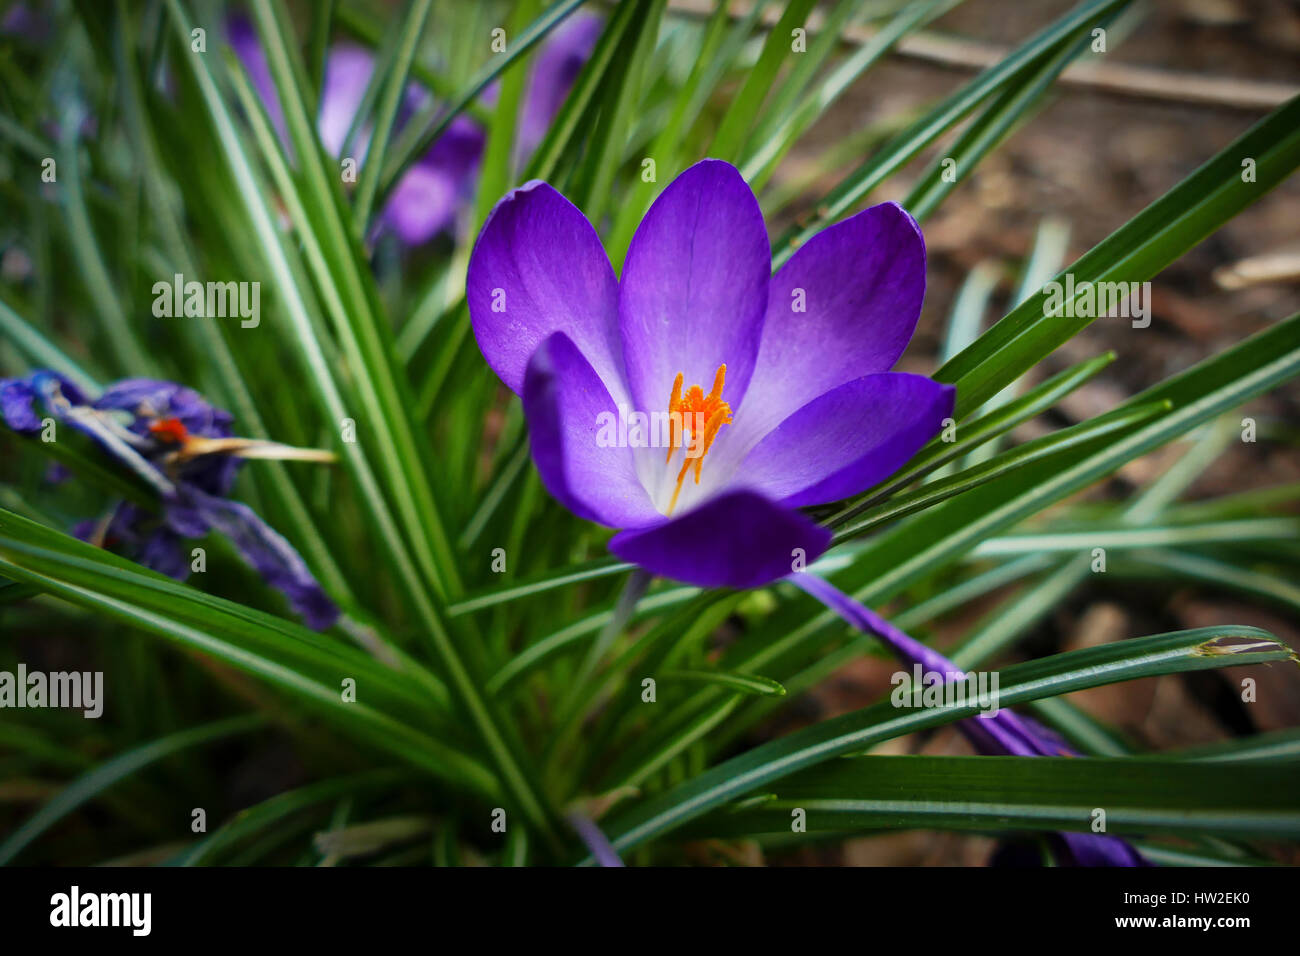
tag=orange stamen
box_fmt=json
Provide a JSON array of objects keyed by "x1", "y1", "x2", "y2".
[
  {"x1": 148, "y1": 417, "x2": 190, "y2": 445},
  {"x1": 665, "y1": 372, "x2": 683, "y2": 465},
  {"x1": 664, "y1": 364, "x2": 732, "y2": 515}
]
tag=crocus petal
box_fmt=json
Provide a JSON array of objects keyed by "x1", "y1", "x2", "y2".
[
  {"x1": 227, "y1": 16, "x2": 286, "y2": 144},
  {"x1": 619, "y1": 159, "x2": 770, "y2": 414},
  {"x1": 517, "y1": 13, "x2": 603, "y2": 159},
  {"x1": 1056, "y1": 832, "x2": 1150, "y2": 867},
  {"x1": 383, "y1": 161, "x2": 460, "y2": 245},
  {"x1": 191, "y1": 490, "x2": 339, "y2": 630},
  {"x1": 228, "y1": 22, "x2": 477, "y2": 248},
  {"x1": 105, "y1": 503, "x2": 144, "y2": 546},
  {"x1": 138, "y1": 528, "x2": 189, "y2": 580},
  {"x1": 95, "y1": 378, "x2": 241, "y2": 495},
  {"x1": 566, "y1": 812, "x2": 625, "y2": 868},
  {"x1": 522, "y1": 333, "x2": 659, "y2": 528},
  {"x1": 381, "y1": 116, "x2": 484, "y2": 244},
  {"x1": 737, "y1": 373, "x2": 954, "y2": 508},
  {"x1": 318, "y1": 45, "x2": 374, "y2": 157},
  {"x1": 425, "y1": 113, "x2": 487, "y2": 185},
  {"x1": 794, "y1": 571, "x2": 1054, "y2": 758},
  {"x1": 19, "y1": 370, "x2": 91, "y2": 409},
  {"x1": 734, "y1": 202, "x2": 926, "y2": 447},
  {"x1": 791, "y1": 573, "x2": 1146, "y2": 867},
  {"x1": 469, "y1": 181, "x2": 625, "y2": 398},
  {"x1": 163, "y1": 499, "x2": 211, "y2": 539},
  {"x1": 94, "y1": 378, "x2": 234, "y2": 438},
  {"x1": 609, "y1": 490, "x2": 830, "y2": 589},
  {"x1": 2, "y1": 3, "x2": 49, "y2": 40},
  {"x1": 2, "y1": 371, "x2": 90, "y2": 434},
  {"x1": 0, "y1": 378, "x2": 41, "y2": 432}
]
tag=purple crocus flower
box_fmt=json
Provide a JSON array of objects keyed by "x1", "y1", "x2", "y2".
[
  {"x1": 228, "y1": 13, "x2": 600, "y2": 246},
  {"x1": 1, "y1": 371, "x2": 339, "y2": 630},
  {"x1": 227, "y1": 17, "x2": 479, "y2": 245},
  {"x1": 467, "y1": 159, "x2": 1142, "y2": 865},
  {"x1": 792, "y1": 572, "x2": 1147, "y2": 867},
  {"x1": 468, "y1": 159, "x2": 953, "y2": 589}
]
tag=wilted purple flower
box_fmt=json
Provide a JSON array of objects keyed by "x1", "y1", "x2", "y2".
[
  {"x1": 228, "y1": 13, "x2": 600, "y2": 246},
  {"x1": 1, "y1": 371, "x2": 339, "y2": 630},
  {"x1": 468, "y1": 159, "x2": 952, "y2": 589},
  {"x1": 792, "y1": 572, "x2": 1147, "y2": 867},
  {"x1": 92, "y1": 377, "x2": 242, "y2": 497}
]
